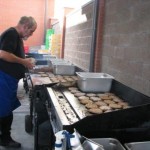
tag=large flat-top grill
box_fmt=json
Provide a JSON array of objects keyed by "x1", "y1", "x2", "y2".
[
  {"x1": 46, "y1": 80, "x2": 150, "y2": 143},
  {"x1": 25, "y1": 70, "x2": 150, "y2": 149}
]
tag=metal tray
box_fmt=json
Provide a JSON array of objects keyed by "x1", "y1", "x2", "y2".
[
  {"x1": 26, "y1": 53, "x2": 56, "y2": 59},
  {"x1": 82, "y1": 139, "x2": 104, "y2": 150},
  {"x1": 125, "y1": 141, "x2": 150, "y2": 150},
  {"x1": 53, "y1": 64, "x2": 75, "y2": 75},
  {"x1": 49, "y1": 59, "x2": 69, "y2": 67},
  {"x1": 91, "y1": 138, "x2": 126, "y2": 150},
  {"x1": 76, "y1": 72, "x2": 114, "y2": 92},
  {"x1": 42, "y1": 54, "x2": 56, "y2": 60},
  {"x1": 52, "y1": 61, "x2": 72, "y2": 67}
]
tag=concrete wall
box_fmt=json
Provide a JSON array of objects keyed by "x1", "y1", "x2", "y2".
[{"x1": 101, "y1": 0, "x2": 150, "y2": 96}]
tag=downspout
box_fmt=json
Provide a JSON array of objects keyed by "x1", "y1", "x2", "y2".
[
  {"x1": 94, "y1": 0, "x2": 105, "y2": 72},
  {"x1": 89, "y1": 0, "x2": 99, "y2": 72}
]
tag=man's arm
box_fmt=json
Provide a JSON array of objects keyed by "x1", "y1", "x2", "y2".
[{"x1": 0, "y1": 50, "x2": 34, "y2": 69}]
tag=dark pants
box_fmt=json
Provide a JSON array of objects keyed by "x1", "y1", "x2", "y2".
[{"x1": 0, "y1": 114, "x2": 13, "y2": 141}]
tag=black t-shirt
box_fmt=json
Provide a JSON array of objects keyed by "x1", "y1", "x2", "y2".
[{"x1": 0, "y1": 27, "x2": 26, "y2": 79}]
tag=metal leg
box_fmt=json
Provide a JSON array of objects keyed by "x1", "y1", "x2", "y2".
[
  {"x1": 34, "y1": 113, "x2": 39, "y2": 150},
  {"x1": 23, "y1": 77, "x2": 29, "y2": 93}
]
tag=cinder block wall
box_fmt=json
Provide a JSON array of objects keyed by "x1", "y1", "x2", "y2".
[
  {"x1": 101, "y1": 0, "x2": 150, "y2": 96},
  {"x1": 64, "y1": 2, "x2": 94, "y2": 71},
  {"x1": 0, "y1": 0, "x2": 54, "y2": 47},
  {"x1": 50, "y1": 0, "x2": 150, "y2": 96}
]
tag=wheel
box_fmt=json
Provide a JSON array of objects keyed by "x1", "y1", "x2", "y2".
[{"x1": 25, "y1": 115, "x2": 33, "y2": 133}]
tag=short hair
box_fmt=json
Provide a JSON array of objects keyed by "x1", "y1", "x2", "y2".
[{"x1": 19, "y1": 16, "x2": 37, "y2": 29}]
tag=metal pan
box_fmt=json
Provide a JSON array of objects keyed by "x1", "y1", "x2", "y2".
[
  {"x1": 125, "y1": 141, "x2": 150, "y2": 150},
  {"x1": 90, "y1": 138, "x2": 126, "y2": 150},
  {"x1": 82, "y1": 139, "x2": 104, "y2": 150}
]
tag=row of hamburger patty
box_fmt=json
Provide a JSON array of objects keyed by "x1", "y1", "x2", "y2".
[
  {"x1": 39, "y1": 73, "x2": 130, "y2": 114},
  {"x1": 68, "y1": 87, "x2": 130, "y2": 114}
]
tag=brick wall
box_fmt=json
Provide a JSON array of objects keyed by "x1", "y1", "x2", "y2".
[
  {"x1": 101, "y1": 0, "x2": 150, "y2": 96},
  {"x1": 0, "y1": 0, "x2": 54, "y2": 47}
]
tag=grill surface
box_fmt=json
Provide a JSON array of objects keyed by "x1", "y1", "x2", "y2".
[{"x1": 46, "y1": 80, "x2": 150, "y2": 144}]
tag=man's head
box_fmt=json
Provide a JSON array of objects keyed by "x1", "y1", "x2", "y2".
[{"x1": 16, "y1": 16, "x2": 37, "y2": 40}]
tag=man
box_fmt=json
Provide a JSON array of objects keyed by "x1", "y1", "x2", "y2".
[{"x1": 0, "y1": 16, "x2": 37, "y2": 148}]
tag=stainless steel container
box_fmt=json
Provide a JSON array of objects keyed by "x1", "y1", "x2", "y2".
[
  {"x1": 125, "y1": 141, "x2": 150, "y2": 150},
  {"x1": 91, "y1": 138, "x2": 126, "y2": 150},
  {"x1": 51, "y1": 61, "x2": 72, "y2": 67},
  {"x1": 82, "y1": 139, "x2": 104, "y2": 150},
  {"x1": 76, "y1": 72, "x2": 114, "y2": 92},
  {"x1": 53, "y1": 64, "x2": 75, "y2": 75},
  {"x1": 43, "y1": 54, "x2": 56, "y2": 60},
  {"x1": 48, "y1": 58, "x2": 69, "y2": 67}
]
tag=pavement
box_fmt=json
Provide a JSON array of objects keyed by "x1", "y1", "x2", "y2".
[{"x1": 0, "y1": 79, "x2": 34, "y2": 150}]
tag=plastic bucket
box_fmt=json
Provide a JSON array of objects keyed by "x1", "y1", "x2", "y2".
[{"x1": 24, "y1": 45, "x2": 29, "y2": 53}]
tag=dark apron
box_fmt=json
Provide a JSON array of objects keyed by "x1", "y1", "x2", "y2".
[{"x1": 0, "y1": 71, "x2": 21, "y2": 117}]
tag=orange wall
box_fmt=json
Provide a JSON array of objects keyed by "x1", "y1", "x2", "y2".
[{"x1": 0, "y1": 0, "x2": 54, "y2": 47}]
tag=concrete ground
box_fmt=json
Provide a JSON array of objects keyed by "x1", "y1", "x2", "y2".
[{"x1": 0, "y1": 79, "x2": 34, "y2": 150}]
